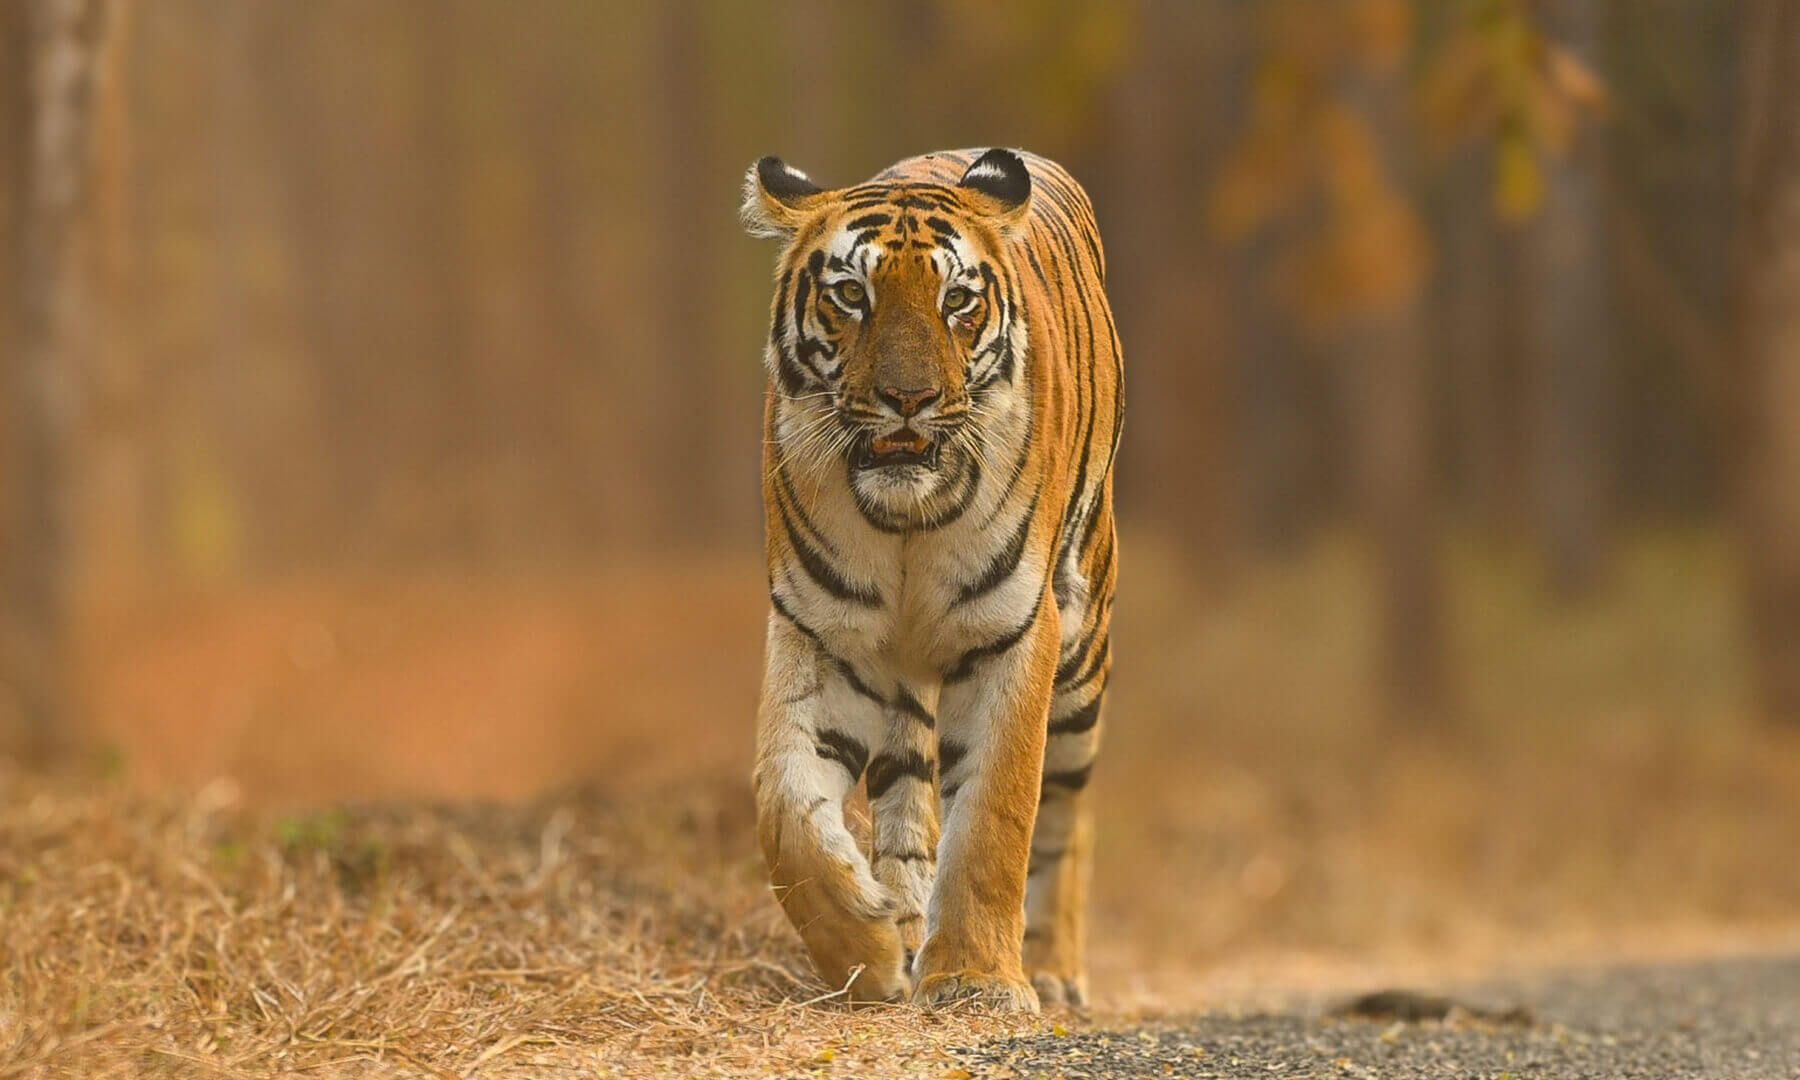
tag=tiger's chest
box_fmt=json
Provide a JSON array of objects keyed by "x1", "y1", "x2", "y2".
[{"x1": 792, "y1": 506, "x2": 1049, "y2": 687}]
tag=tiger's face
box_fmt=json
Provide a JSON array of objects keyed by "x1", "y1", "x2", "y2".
[{"x1": 744, "y1": 151, "x2": 1032, "y2": 526}]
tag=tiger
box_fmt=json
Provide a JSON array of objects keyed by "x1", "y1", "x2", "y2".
[{"x1": 742, "y1": 147, "x2": 1121, "y2": 1012}]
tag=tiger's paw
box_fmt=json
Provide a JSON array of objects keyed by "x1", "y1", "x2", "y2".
[
  {"x1": 1028, "y1": 970, "x2": 1089, "y2": 1009},
  {"x1": 794, "y1": 902, "x2": 913, "y2": 1005},
  {"x1": 914, "y1": 970, "x2": 1041, "y2": 1014},
  {"x1": 843, "y1": 955, "x2": 913, "y2": 1005}
]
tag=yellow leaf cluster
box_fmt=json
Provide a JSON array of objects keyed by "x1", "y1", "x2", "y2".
[
  {"x1": 1208, "y1": 0, "x2": 1432, "y2": 325},
  {"x1": 1417, "y1": 0, "x2": 1608, "y2": 220}
]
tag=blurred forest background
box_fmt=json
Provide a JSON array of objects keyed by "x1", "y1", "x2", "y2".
[{"x1": 4, "y1": 0, "x2": 1800, "y2": 983}]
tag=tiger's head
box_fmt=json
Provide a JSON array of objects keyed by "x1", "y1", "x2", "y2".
[{"x1": 744, "y1": 149, "x2": 1032, "y2": 528}]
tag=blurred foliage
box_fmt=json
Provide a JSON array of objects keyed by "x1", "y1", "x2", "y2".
[
  {"x1": 1213, "y1": 0, "x2": 1610, "y2": 327},
  {"x1": 1210, "y1": 0, "x2": 1431, "y2": 326},
  {"x1": 1420, "y1": 0, "x2": 1607, "y2": 219}
]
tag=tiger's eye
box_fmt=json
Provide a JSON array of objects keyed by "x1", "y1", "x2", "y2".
[
  {"x1": 836, "y1": 281, "x2": 865, "y2": 305},
  {"x1": 944, "y1": 286, "x2": 971, "y2": 311}
]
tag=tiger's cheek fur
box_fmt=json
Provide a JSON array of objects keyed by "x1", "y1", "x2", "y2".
[{"x1": 748, "y1": 148, "x2": 1121, "y2": 1012}]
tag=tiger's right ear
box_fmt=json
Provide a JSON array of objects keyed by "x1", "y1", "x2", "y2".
[{"x1": 742, "y1": 156, "x2": 830, "y2": 240}]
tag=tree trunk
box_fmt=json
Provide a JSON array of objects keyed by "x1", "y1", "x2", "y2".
[
  {"x1": 1, "y1": 0, "x2": 109, "y2": 760},
  {"x1": 1735, "y1": 0, "x2": 1800, "y2": 725},
  {"x1": 1109, "y1": 0, "x2": 1238, "y2": 576},
  {"x1": 1439, "y1": 146, "x2": 1514, "y2": 533},
  {"x1": 1341, "y1": 47, "x2": 1451, "y2": 727},
  {"x1": 76, "y1": 0, "x2": 141, "y2": 617},
  {"x1": 648, "y1": 0, "x2": 725, "y2": 543},
  {"x1": 1526, "y1": 0, "x2": 1612, "y2": 598}
]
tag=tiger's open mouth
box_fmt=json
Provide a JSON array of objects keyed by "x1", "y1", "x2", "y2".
[{"x1": 853, "y1": 428, "x2": 941, "y2": 470}]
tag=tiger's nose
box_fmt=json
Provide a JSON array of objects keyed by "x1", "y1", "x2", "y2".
[{"x1": 876, "y1": 386, "x2": 941, "y2": 417}]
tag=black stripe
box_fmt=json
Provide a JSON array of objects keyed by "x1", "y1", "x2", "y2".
[
  {"x1": 1080, "y1": 503, "x2": 1112, "y2": 564},
  {"x1": 776, "y1": 465, "x2": 830, "y2": 552},
  {"x1": 1036, "y1": 165, "x2": 1102, "y2": 242},
  {"x1": 776, "y1": 347, "x2": 810, "y2": 394},
  {"x1": 1042, "y1": 764, "x2": 1092, "y2": 792},
  {"x1": 1044, "y1": 218, "x2": 1100, "y2": 552},
  {"x1": 778, "y1": 497, "x2": 882, "y2": 607},
  {"x1": 769, "y1": 589, "x2": 822, "y2": 646},
  {"x1": 938, "y1": 739, "x2": 967, "y2": 776},
  {"x1": 968, "y1": 276, "x2": 995, "y2": 341},
  {"x1": 1066, "y1": 632, "x2": 1110, "y2": 692},
  {"x1": 894, "y1": 192, "x2": 956, "y2": 212},
  {"x1": 998, "y1": 260, "x2": 1024, "y2": 384},
  {"x1": 945, "y1": 597, "x2": 1041, "y2": 683},
  {"x1": 895, "y1": 687, "x2": 935, "y2": 729},
  {"x1": 977, "y1": 407, "x2": 1035, "y2": 529},
  {"x1": 955, "y1": 489, "x2": 1039, "y2": 606},
  {"x1": 1032, "y1": 169, "x2": 1081, "y2": 223},
  {"x1": 835, "y1": 658, "x2": 884, "y2": 706},
  {"x1": 795, "y1": 334, "x2": 834, "y2": 378},
  {"x1": 845, "y1": 212, "x2": 891, "y2": 231},
  {"x1": 816, "y1": 730, "x2": 868, "y2": 780},
  {"x1": 866, "y1": 750, "x2": 933, "y2": 801},
  {"x1": 970, "y1": 263, "x2": 1008, "y2": 384},
  {"x1": 1058, "y1": 630, "x2": 1101, "y2": 687},
  {"x1": 1055, "y1": 617, "x2": 1104, "y2": 684},
  {"x1": 771, "y1": 264, "x2": 811, "y2": 394},
  {"x1": 792, "y1": 261, "x2": 815, "y2": 352},
  {"x1": 1048, "y1": 692, "x2": 1102, "y2": 735},
  {"x1": 771, "y1": 590, "x2": 882, "y2": 704},
  {"x1": 770, "y1": 264, "x2": 792, "y2": 352}
]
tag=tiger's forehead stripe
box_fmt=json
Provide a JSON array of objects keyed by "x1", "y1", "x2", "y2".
[
  {"x1": 800, "y1": 187, "x2": 1008, "y2": 291},
  {"x1": 810, "y1": 194, "x2": 993, "y2": 280}
]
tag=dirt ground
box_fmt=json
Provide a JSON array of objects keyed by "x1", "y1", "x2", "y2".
[{"x1": 7, "y1": 530, "x2": 1800, "y2": 1075}]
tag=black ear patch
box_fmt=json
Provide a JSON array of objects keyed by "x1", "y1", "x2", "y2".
[
  {"x1": 757, "y1": 156, "x2": 823, "y2": 203},
  {"x1": 958, "y1": 148, "x2": 1030, "y2": 211}
]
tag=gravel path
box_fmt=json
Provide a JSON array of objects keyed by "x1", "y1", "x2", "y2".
[{"x1": 953, "y1": 954, "x2": 1800, "y2": 1079}]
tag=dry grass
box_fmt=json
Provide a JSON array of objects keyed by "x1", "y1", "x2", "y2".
[
  {"x1": 0, "y1": 772, "x2": 1043, "y2": 1078},
  {"x1": 7, "y1": 529, "x2": 1800, "y2": 1076}
]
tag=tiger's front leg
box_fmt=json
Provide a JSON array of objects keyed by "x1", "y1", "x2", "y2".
[
  {"x1": 915, "y1": 593, "x2": 1060, "y2": 1013},
  {"x1": 753, "y1": 617, "x2": 909, "y2": 1003}
]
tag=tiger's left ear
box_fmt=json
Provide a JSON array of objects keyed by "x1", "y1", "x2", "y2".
[
  {"x1": 958, "y1": 148, "x2": 1031, "y2": 237},
  {"x1": 742, "y1": 156, "x2": 831, "y2": 240}
]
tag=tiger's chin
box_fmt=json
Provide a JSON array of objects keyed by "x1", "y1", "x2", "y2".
[{"x1": 847, "y1": 438, "x2": 980, "y2": 533}]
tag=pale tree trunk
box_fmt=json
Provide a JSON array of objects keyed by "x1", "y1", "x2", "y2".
[
  {"x1": 1735, "y1": 0, "x2": 1800, "y2": 725},
  {"x1": 1, "y1": 0, "x2": 113, "y2": 760},
  {"x1": 1342, "y1": 56, "x2": 1451, "y2": 728},
  {"x1": 76, "y1": 0, "x2": 139, "y2": 622},
  {"x1": 1527, "y1": 0, "x2": 1612, "y2": 598}
]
